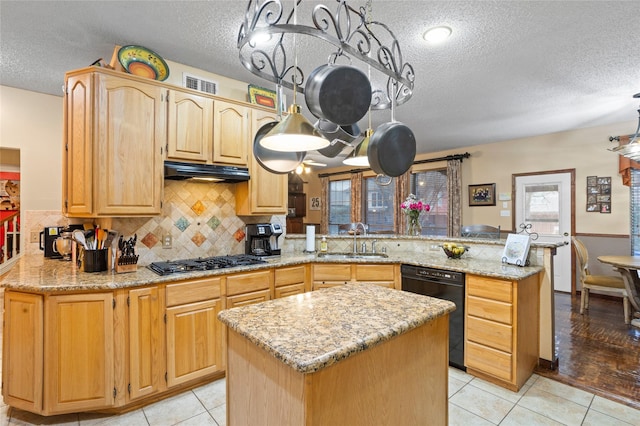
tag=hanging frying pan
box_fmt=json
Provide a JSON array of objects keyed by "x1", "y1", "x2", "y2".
[
  {"x1": 316, "y1": 121, "x2": 363, "y2": 158},
  {"x1": 304, "y1": 64, "x2": 372, "y2": 126},
  {"x1": 367, "y1": 121, "x2": 416, "y2": 177},
  {"x1": 253, "y1": 121, "x2": 305, "y2": 174}
]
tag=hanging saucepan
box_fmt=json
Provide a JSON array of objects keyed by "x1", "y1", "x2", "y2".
[
  {"x1": 367, "y1": 121, "x2": 416, "y2": 177},
  {"x1": 253, "y1": 121, "x2": 305, "y2": 174},
  {"x1": 316, "y1": 121, "x2": 363, "y2": 158},
  {"x1": 304, "y1": 64, "x2": 372, "y2": 126}
]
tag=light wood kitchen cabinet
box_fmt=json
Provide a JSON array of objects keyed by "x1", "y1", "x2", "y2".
[
  {"x1": 226, "y1": 269, "x2": 272, "y2": 307},
  {"x1": 312, "y1": 264, "x2": 352, "y2": 290},
  {"x1": 274, "y1": 265, "x2": 308, "y2": 298},
  {"x1": 235, "y1": 108, "x2": 288, "y2": 215},
  {"x1": 464, "y1": 273, "x2": 540, "y2": 391},
  {"x1": 213, "y1": 100, "x2": 250, "y2": 165},
  {"x1": 166, "y1": 89, "x2": 213, "y2": 162},
  {"x1": 312, "y1": 263, "x2": 399, "y2": 290},
  {"x1": 165, "y1": 277, "x2": 225, "y2": 387},
  {"x1": 2, "y1": 291, "x2": 43, "y2": 413},
  {"x1": 126, "y1": 286, "x2": 165, "y2": 401},
  {"x1": 63, "y1": 69, "x2": 164, "y2": 217},
  {"x1": 44, "y1": 292, "x2": 114, "y2": 415}
]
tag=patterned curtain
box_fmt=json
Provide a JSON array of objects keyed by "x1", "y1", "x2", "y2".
[
  {"x1": 395, "y1": 171, "x2": 410, "y2": 233},
  {"x1": 320, "y1": 176, "x2": 329, "y2": 234},
  {"x1": 618, "y1": 136, "x2": 640, "y2": 187},
  {"x1": 447, "y1": 159, "x2": 462, "y2": 237},
  {"x1": 350, "y1": 172, "x2": 363, "y2": 222}
]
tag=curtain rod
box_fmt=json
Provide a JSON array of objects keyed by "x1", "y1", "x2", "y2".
[{"x1": 318, "y1": 152, "x2": 471, "y2": 178}]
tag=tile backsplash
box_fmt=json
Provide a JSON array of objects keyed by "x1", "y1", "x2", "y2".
[{"x1": 24, "y1": 180, "x2": 285, "y2": 265}]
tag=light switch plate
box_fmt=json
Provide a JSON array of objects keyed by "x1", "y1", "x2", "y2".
[{"x1": 500, "y1": 210, "x2": 511, "y2": 217}]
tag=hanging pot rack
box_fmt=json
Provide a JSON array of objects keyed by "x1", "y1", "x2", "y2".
[{"x1": 237, "y1": 0, "x2": 415, "y2": 111}]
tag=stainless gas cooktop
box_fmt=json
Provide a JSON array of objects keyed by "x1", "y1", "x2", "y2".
[{"x1": 148, "y1": 254, "x2": 266, "y2": 276}]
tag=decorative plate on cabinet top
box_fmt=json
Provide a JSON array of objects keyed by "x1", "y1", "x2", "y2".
[{"x1": 118, "y1": 45, "x2": 170, "y2": 81}]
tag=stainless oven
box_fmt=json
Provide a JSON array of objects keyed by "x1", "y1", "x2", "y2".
[{"x1": 401, "y1": 264, "x2": 465, "y2": 370}]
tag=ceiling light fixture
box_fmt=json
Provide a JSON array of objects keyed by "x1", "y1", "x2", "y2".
[
  {"x1": 610, "y1": 93, "x2": 640, "y2": 160},
  {"x1": 423, "y1": 26, "x2": 452, "y2": 44}
]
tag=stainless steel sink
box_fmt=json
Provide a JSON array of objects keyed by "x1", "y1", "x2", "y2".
[{"x1": 317, "y1": 252, "x2": 389, "y2": 259}]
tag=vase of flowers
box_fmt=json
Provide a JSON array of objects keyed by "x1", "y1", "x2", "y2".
[{"x1": 401, "y1": 194, "x2": 430, "y2": 236}]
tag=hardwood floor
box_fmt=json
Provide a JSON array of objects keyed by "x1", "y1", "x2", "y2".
[{"x1": 536, "y1": 292, "x2": 640, "y2": 410}]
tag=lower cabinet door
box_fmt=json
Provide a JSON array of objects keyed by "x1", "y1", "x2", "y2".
[
  {"x1": 466, "y1": 341, "x2": 513, "y2": 381},
  {"x1": 44, "y1": 293, "x2": 114, "y2": 415},
  {"x1": 166, "y1": 298, "x2": 224, "y2": 387}
]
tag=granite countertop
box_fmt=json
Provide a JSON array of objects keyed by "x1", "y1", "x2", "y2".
[
  {"x1": 217, "y1": 283, "x2": 456, "y2": 373},
  {"x1": 0, "y1": 251, "x2": 543, "y2": 292}
]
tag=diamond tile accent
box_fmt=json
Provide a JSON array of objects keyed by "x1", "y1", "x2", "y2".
[
  {"x1": 191, "y1": 200, "x2": 206, "y2": 216},
  {"x1": 234, "y1": 228, "x2": 246, "y2": 242},
  {"x1": 191, "y1": 231, "x2": 207, "y2": 247},
  {"x1": 207, "y1": 216, "x2": 221, "y2": 231},
  {"x1": 175, "y1": 217, "x2": 190, "y2": 232},
  {"x1": 141, "y1": 232, "x2": 159, "y2": 249}
]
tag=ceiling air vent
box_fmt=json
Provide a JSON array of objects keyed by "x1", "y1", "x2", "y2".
[{"x1": 182, "y1": 73, "x2": 218, "y2": 95}]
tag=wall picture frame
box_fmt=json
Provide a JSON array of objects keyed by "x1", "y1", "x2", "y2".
[
  {"x1": 586, "y1": 175, "x2": 611, "y2": 213},
  {"x1": 469, "y1": 183, "x2": 496, "y2": 206},
  {"x1": 248, "y1": 84, "x2": 277, "y2": 108}
]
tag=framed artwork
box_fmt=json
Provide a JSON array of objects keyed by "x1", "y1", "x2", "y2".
[
  {"x1": 309, "y1": 196, "x2": 321, "y2": 211},
  {"x1": 248, "y1": 84, "x2": 277, "y2": 108},
  {"x1": 586, "y1": 176, "x2": 611, "y2": 213},
  {"x1": 469, "y1": 183, "x2": 496, "y2": 206}
]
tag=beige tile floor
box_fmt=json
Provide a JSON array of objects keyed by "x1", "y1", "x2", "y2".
[{"x1": 1, "y1": 288, "x2": 638, "y2": 425}]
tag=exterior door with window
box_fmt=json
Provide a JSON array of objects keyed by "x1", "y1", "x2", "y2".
[{"x1": 515, "y1": 172, "x2": 573, "y2": 292}]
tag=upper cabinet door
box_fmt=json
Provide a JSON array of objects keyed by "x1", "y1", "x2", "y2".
[
  {"x1": 212, "y1": 100, "x2": 249, "y2": 166},
  {"x1": 94, "y1": 74, "x2": 165, "y2": 216},
  {"x1": 167, "y1": 89, "x2": 213, "y2": 162}
]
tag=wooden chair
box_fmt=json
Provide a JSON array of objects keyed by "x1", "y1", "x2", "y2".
[
  {"x1": 461, "y1": 224, "x2": 501, "y2": 239},
  {"x1": 572, "y1": 237, "x2": 631, "y2": 324}
]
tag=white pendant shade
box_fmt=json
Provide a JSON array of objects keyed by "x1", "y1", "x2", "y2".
[
  {"x1": 343, "y1": 128, "x2": 373, "y2": 166},
  {"x1": 260, "y1": 104, "x2": 329, "y2": 152}
]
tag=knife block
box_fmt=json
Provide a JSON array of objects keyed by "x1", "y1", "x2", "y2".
[{"x1": 114, "y1": 248, "x2": 138, "y2": 274}]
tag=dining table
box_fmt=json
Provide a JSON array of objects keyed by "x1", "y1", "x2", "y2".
[{"x1": 597, "y1": 255, "x2": 640, "y2": 328}]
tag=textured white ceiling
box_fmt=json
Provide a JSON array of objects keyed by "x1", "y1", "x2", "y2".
[{"x1": 1, "y1": 0, "x2": 639, "y2": 167}]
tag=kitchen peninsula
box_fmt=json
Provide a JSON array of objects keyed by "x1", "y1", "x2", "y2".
[
  {"x1": 218, "y1": 284, "x2": 456, "y2": 425},
  {"x1": 1, "y1": 238, "x2": 547, "y2": 416}
]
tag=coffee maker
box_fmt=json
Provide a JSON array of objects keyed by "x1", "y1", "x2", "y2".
[{"x1": 245, "y1": 223, "x2": 283, "y2": 257}]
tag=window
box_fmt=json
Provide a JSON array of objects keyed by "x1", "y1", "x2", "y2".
[
  {"x1": 523, "y1": 184, "x2": 560, "y2": 235},
  {"x1": 363, "y1": 176, "x2": 395, "y2": 233},
  {"x1": 328, "y1": 179, "x2": 351, "y2": 234},
  {"x1": 411, "y1": 169, "x2": 448, "y2": 236},
  {"x1": 632, "y1": 170, "x2": 640, "y2": 255}
]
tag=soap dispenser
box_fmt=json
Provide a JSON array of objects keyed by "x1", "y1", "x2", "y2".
[{"x1": 320, "y1": 236, "x2": 328, "y2": 252}]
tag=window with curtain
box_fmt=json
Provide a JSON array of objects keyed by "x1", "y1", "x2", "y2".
[
  {"x1": 362, "y1": 176, "x2": 395, "y2": 234},
  {"x1": 411, "y1": 169, "x2": 448, "y2": 236},
  {"x1": 328, "y1": 179, "x2": 351, "y2": 234}
]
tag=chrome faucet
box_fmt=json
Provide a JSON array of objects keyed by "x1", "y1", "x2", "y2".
[
  {"x1": 351, "y1": 222, "x2": 367, "y2": 253},
  {"x1": 371, "y1": 239, "x2": 378, "y2": 253}
]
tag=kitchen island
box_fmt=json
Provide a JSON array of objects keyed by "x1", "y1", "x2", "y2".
[{"x1": 218, "y1": 283, "x2": 456, "y2": 426}]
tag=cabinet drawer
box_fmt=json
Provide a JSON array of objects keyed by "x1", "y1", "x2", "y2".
[
  {"x1": 226, "y1": 289, "x2": 271, "y2": 308},
  {"x1": 166, "y1": 277, "x2": 222, "y2": 307},
  {"x1": 467, "y1": 296, "x2": 512, "y2": 324},
  {"x1": 275, "y1": 283, "x2": 306, "y2": 299},
  {"x1": 467, "y1": 316, "x2": 513, "y2": 353},
  {"x1": 466, "y1": 341, "x2": 512, "y2": 381},
  {"x1": 274, "y1": 266, "x2": 306, "y2": 287},
  {"x1": 354, "y1": 264, "x2": 395, "y2": 282},
  {"x1": 313, "y1": 264, "x2": 351, "y2": 282},
  {"x1": 226, "y1": 270, "x2": 271, "y2": 296},
  {"x1": 467, "y1": 275, "x2": 513, "y2": 303}
]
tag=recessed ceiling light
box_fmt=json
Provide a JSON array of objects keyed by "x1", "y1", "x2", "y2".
[{"x1": 423, "y1": 26, "x2": 452, "y2": 44}]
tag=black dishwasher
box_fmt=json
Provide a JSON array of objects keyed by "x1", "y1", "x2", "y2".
[{"x1": 401, "y1": 264, "x2": 465, "y2": 370}]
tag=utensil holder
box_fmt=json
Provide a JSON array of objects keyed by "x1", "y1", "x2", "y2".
[{"x1": 84, "y1": 249, "x2": 108, "y2": 272}]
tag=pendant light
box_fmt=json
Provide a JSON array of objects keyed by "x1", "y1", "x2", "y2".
[
  {"x1": 259, "y1": 0, "x2": 329, "y2": 153},
  {"x1": 610, "y1": 93, "x2": 640, "y2": 160}
]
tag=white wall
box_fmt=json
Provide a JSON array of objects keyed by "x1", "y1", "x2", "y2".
[{"x1": 0, "y1": 85, "x2": 63, "y2": 211}]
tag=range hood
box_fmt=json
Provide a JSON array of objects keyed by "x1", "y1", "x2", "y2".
[{"x1": 164, "y1": 161, "x2": 250, "y2": 182}]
